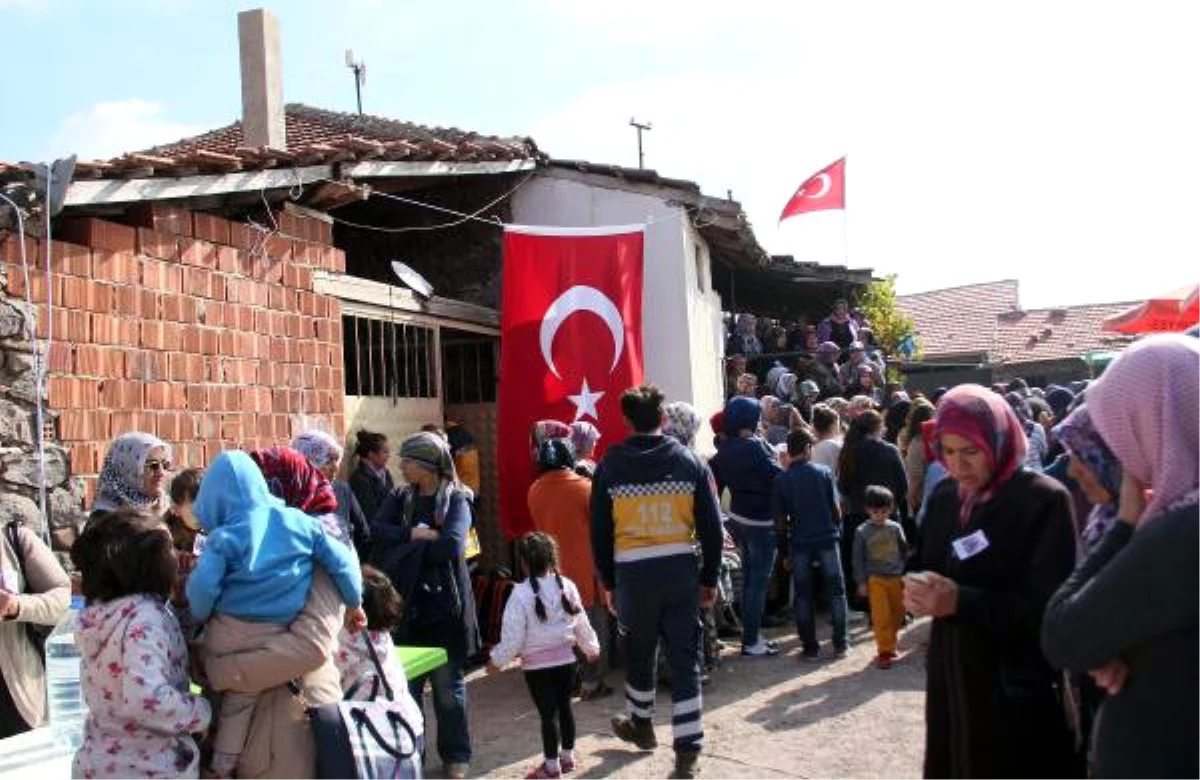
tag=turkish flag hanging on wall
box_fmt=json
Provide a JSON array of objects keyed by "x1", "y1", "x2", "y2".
[
  {"x1": 497, "y1": 225, "x2": 645, "y2": 539},
  {"x1": 779, "y1": 157, "x2": 846, "y2": 221}
]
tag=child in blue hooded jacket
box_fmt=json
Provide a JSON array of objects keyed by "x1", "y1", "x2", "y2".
[{"x1": 186, "y1": 450, "x2": 365, "y2": 777}]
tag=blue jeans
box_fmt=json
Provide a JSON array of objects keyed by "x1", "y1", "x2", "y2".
[
  {"x1": 791, "y1": 543, "x2": 848, "y2": 655},
  {"x1": 408, "y1": 657, "x2": 471, "y2": 764},
  {"x1": 734, "y1": 524, "x2": 777, "y2": 647}
]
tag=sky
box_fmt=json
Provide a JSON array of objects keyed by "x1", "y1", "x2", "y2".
[{"x1": 2, "y1": 0, "x2": 1197, "y2": 309}]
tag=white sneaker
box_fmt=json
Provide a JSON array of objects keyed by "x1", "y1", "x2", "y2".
[{"x1": 740, "y1": 639, "x2": 780, "y2": 657}]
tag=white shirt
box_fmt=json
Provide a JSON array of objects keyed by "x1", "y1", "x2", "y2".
[{"x1": 812, "y1": 438, "x2": 843, "y2": 480}]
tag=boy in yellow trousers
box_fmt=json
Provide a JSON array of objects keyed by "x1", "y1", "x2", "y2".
[{"x1": 852, "y1": 485, "x2": 908, "y2": 669}]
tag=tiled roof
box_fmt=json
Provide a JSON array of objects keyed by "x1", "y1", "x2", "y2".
[
  {"x1": 992, "y1": 303, "x2": 1137, "y2": 364},
  {"x1": 896, "y1": 279, "x2": 1137, "y2": 364},
  {"x1": 896, "y1": 280, "x2": 1020, "y2": 358},
  {"x1": 1, "y1": 104, "x2": 541, "y2": 183}
]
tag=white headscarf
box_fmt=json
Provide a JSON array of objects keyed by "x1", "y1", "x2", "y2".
[
  {"x1": 292, "y1": 429, "x2": 345, "y2": 471},
  {"x1": 92, "y1": 432, "x2": 172, "y2": 515}
]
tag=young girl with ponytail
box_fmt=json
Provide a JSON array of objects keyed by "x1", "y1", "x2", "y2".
[{"x1": 487, "y1": 532, "x2": 600, "y2": 779}]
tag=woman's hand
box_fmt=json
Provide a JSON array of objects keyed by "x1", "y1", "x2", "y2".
[
  {"x1": 903, "y1": 571, "x2": 959, "y2": 618},
  {"x1": 411, "y1": 527, "x2": 440, "y2": 542},
  {"x1": 485, "y1": 661, "x2": 503, "y2": 675},
  {"x1": 1089, "y1": 659, "x2": 1129, "y2": 695},
  {"x1": 344, "y1": 606, "x2": 367, "y2": 633},
  {"x1": 1117, "y1": 473, "x2": 1148, "y2": 527},
  {"x1": 0, "y1": 590, "x2": 19, "y2": 620}
]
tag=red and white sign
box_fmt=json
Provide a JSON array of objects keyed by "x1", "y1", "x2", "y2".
[
  {"x1": 497, "y1": 225, "x2": 645, "y2": 539},
  {"x1": 779, "y1": 157, "x2": 846, "y2": 221}
]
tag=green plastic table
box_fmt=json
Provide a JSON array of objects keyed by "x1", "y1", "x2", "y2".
[{"x1": 396, "y1": 645, "x2": 448, "y2": 681}]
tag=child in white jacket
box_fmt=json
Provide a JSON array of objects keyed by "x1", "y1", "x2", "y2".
[{"x1": 488, "y1": 532, "x2": 599, "y2": 779}]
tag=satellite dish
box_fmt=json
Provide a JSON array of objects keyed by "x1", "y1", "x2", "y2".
[{"x1": 391, "y1": 261, "x2": 434, "y2": 299}]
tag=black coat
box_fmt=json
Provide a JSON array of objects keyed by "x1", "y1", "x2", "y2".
[
  {"x1": 369, "y1": 485, "x2": 480, "y2": 662},
  {"x1": 348, "y1": 460, "x2": 394, "y2": 527},
  {"x1": 1042, "y1": 505, "x2": 1199, "y2": 779},
  {"x1": 916, "y1": 470, "x2": 1078, "y2": 779}
]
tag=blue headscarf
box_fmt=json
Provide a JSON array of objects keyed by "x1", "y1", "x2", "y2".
[{"x1": 1053, "y1": 405, "x2": 1122, "y2": 552}]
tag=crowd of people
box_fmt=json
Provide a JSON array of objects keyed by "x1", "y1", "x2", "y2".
[{"x1": 0, "y1": 328, "x2": 1195, "y2": 779}]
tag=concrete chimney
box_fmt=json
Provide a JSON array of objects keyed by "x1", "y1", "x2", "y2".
[{"x1": 238, "y1": 9, "x2": 286, "y2": 149}]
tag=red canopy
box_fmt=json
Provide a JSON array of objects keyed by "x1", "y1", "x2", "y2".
[{"x1": 1102, "y1": 283, "x2": 1200, "y2": 335}]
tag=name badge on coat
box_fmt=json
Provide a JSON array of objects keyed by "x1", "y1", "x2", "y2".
[{"x1": 952, "y1": 529, "x2": 990, "y2": 560}]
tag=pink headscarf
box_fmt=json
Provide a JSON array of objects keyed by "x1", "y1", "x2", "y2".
[
  {"x1": 933, "y1": 384, "x2": 1028, "y2": 523},
  {"x1": 1086, "y1": 333, "x2": 1200, "y2": 523}
]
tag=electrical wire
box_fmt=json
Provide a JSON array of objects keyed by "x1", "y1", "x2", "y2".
[{"x1": 321, "y1": 173, "x2": 532, "y2": 234}]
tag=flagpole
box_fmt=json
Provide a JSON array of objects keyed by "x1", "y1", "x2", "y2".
[{"x1": 841, "y1": 155, "x2": 849, "y2": 266}]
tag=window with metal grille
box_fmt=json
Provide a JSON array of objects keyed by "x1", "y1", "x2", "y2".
[
  {"x1": 342, "y1": 314, "x2": 436, "y2": 398},
  {"x1": 442, "y1": 334, "x2": 497, "y2": 404}
]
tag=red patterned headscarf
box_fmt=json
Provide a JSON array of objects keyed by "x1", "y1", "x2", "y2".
[
  {"x1": 248, "y1": 446, "x2": 338, "y2": 516},
  {"x1": 933, "y1": 384, "x2": 1028, "y2": 523}
]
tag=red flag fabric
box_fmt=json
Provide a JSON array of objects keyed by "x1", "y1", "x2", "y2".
[
  {"x1": 779, "y1": 157, "x2": 846, "y2": 221},
  {"x1": 497, "y1": 225, "x2": 645, "y2": 539}
]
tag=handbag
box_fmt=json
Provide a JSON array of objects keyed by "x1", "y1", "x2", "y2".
[
  {"x1": 306, "y1": 637, "x2": 424, "y2": 779},
  {"x1": 4, "y1": 522, "x2": 53, "y2": 659}
]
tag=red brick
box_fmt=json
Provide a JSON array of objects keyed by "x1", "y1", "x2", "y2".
[
  {"x1": 140, "y1": 290, "x2": 160, "y2": 318},
  {"x1": 183, "y1": 267, "x2": 214, "y2": 299},
  {"x1": 59, "y1": 410, "x2": 102, "y2": 441},
  {"x1": 192, "y1": 213, "x2": 233, "y2": 246},
  {"x1": 125, "y1": 349, "x2": 165, "y2": 382},
  {"x1": 98, "y1": 378, "x2": 142, "y2": 409},
  {"x1": 156, "y1": 411, "x2": 180, "y2": 442},
  {"x1": 229, "y1": 222, "x2": 257, "y2": 252},
  {"x1": 196, "y1": 412, "x2": 219, "y2": 439},
  {"x1": 167, "y1": 353, "x2": 188, "y2": 382},
  {"x1": 37, "y1": 308, "x2": 89, "y2": 342},
  {"x1": 267, "y1": 285, "x2": 287, "y2": 311},
  {"x1": 59, "y1": 218, "x2": 137, "y2": 253},
  {"x1": 68, "y1": 442, "x2": 101, "y2": 475},
  {"x1": 75, "y1": 345, "x2": 104, "y2": 376},
  {"x1": 199, "y1": 328, "x2": 219, "y2": 355},
  {"x1": 179, "y1": 239, "x2": 217, "y2": 268},
  {"x1": 93, "y1": 250, "x2": 140, "y2": 284},
  {"x1": 127, "y1": 203, "x2": 193, "y2": 236},
  {"x1": 216, "y1": 246, "x2": 240, "y2": 274},
  {"x1": 48, "y1": 241, "x2": 92, "y2": 277},
  {"x1": 161, "y1": 294, "x2": 181, "y2": 322},
  {"x1": 199, "y1": 300, "x2": 222, "y2": 327},
  {"x1": 110, "y1": 410, "x2": 151, "y2": 437},
  {"x1": 1, "y1": 234, "x2": 39, "y2": 266},
  {"x1": 187, "y1": 385, "x2": 209, "y2": 413},
  {"x1": 140, "y1": 321, "x2": 168, "y2": 350},
  {"x1": 136, "y1": 228, "x2": 178, "y2": 261}
]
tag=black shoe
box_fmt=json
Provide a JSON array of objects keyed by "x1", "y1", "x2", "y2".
[
  {"x1": 670, "y1": 749, "x2": 701, "y2": 779},
  {"x1": 612, "y1": 715, "x2": 657, "y2": 750}
]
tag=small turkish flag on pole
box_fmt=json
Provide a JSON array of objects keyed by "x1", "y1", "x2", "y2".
[
  {"x1": 497, "y1": 225, "x2": 645, "y2": 539},
  {"x1": 779, "y1": 157, "x2": 846, "y2": 222}
]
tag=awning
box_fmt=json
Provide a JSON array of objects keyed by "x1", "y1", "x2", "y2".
[{"x1": 1101, "y1": 283, "x2": 1200, "y2": 335}]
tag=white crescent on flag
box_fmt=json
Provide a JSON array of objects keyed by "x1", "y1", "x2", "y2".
[{"x1": 538, "y1": 285, "x2": 626, "y2": 380}]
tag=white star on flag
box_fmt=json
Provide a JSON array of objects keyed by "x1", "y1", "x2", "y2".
[{"x1": 567, "y1": 379, "x2": 605, "y2": 422}]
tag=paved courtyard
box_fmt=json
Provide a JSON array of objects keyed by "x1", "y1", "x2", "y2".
[{"x1": 445, "y1": 614, "x2": 929, "y2": 779}]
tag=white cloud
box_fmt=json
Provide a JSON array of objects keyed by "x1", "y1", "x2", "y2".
[{"x1": 45, "y1": 99, "x2": 206, "y2": 161}]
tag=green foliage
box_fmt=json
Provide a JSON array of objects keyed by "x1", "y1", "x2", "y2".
[{"x1": 858, "y1": 276, "x2": 920, "y2": 365}]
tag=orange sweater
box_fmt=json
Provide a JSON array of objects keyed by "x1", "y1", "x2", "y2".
[{"x1": 527, "y1": 469, "x2": 598, "y2": 608}]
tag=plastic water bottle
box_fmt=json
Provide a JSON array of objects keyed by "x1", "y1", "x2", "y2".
[{"x1": 45, "y1": 595, "x2": 87, "y2": 750}]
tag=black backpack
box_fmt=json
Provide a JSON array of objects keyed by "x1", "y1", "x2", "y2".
[{"x1": 4, "y1": 522, "x2": 55, "y2": 659}]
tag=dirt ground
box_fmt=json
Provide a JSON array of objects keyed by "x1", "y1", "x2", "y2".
[{"x1": 429, "y1": 613, "x2": 929, "y2": 779}]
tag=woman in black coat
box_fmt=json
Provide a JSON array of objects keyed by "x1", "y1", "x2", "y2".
[
  {"x1": 1041, "y1": 335, "x2": 1199, "y2": 779},
  {"x1": 905, "y1": 384, "x2": 1077, "y2": 778}
]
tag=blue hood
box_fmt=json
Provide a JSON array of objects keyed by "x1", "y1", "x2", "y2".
[
  {"x1": 193, "y1": 450, "x2": 281, "y2": 532},
  {"x1": 724, "y1": 396, "x2": 761, "y2": 434}
]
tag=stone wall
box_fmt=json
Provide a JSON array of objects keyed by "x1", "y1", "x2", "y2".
[{"x1": 0, "y1": 201, "x2": 348, "y2": 554}]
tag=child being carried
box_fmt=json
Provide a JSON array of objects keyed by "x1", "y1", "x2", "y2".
[{"x1": 186, "y1": 451, "x2": 365, "y2": 778}]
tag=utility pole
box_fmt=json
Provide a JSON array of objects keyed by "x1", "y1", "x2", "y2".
[
  {"x1": 345, "y1": 49, "x2": 366, "y2": 115},
  {"x1": 629, "y1": 117, "x2": 652, "y2": 169}
]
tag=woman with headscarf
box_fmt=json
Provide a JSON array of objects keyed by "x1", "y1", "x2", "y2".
[
  {"x1": 569, "y1": 421, "x2": 602, "y2": 480},
  {"x1": 905, "y1": 385, "x2": 1077, "y2": 778},
  {"x1": 369, "y1": 431, "x2": 479, "y2": 780},
  {"x1": 190, "y1": 450, "x2": 352, "y2": 779},
  {"x1": 1042, "y1": 334, "x2": 1199, "y2": 779},
  {"x1": 292, "y1": 430, "x2": 371, "y2": 558},
  {"x1": 709, "y1": 397, "x2": 783, "y2": 656},
  {"x1": 898, "y1": 399, "x2": 935, "y2": 510},
  {"x1": 526, "y1": 425, "x2": 610, "y2": 701},
  {"x1": 758, "y1": 395, "x2": 790, "y2": 447},
  {"x1": 90, "y1": 432, "x2": 173, "y2": 520},
  {"x1": 816, "y1": 298, "x2": 858, "y2": 357},
  {"x1": 726, "y1": 313, "x2": 764, "y2": 357},
  {"x1": 1005, "y1": 391, "x2": 1049, "y2": 471},
  {"x1": 811, "y1": 341, "x2": 844, "y2": 399}
]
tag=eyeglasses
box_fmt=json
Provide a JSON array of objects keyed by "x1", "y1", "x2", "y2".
[{"x1": 143, "y1": 459, "x2": 173, "y2": 473}]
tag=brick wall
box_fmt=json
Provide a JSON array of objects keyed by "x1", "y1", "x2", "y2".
[{"x1": 0, "y1": 202, "x2": 348, "y2": 512}]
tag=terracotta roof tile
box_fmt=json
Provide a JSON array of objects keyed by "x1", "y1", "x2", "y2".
[
  {"x1": 896, "y1": 280, "x2": 1019, "y2": 358},
  {"x1": 992, "y1": 303, "x2": 1137, "y2": 364},
  {"x1": 896, "y1": 279, "x2": 1137, "y2": 365},
  {"x1": 0, "y1": 104, "x2": 543, "y2": 182}
]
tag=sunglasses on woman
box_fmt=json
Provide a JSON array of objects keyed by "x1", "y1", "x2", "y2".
[{"x1": 143, "y1": 459, "x2": 173, "y2": 473}]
